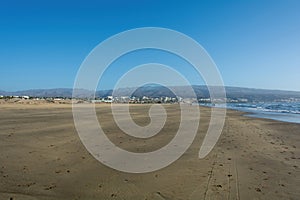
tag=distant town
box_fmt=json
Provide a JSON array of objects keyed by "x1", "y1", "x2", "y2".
[{"x1": 1, "y1": 94, "x2": 299, "y2": 105}]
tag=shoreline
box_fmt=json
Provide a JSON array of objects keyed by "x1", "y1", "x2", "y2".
[
  {"x1": 200, "y1": 103, "x2": 300, "y2": 124},
  {"x1": 2, "y1": 99, "x2": 300, "y2": 124}
]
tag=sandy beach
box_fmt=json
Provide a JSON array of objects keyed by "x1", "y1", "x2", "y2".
[{"x1": 0, "y1": 103, "x2": 299, "y2": 200}]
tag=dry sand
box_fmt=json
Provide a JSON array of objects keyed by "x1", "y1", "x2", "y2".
[{"x1": 0, "y1": 103, "x2": 299, "y2": 200}]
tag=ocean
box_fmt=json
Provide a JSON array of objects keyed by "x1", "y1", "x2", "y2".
[{"x1": 200, "y1": 102, "x2": 300, "y2": 124}]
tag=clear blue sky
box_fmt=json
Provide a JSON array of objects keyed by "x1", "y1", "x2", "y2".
[{"x1": 0, "y1": 0, "x2": 299, "y2": 91}]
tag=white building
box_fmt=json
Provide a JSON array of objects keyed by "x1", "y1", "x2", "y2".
[{"x1": 22, "y1": 96, "x2": 30, "y2": 99}]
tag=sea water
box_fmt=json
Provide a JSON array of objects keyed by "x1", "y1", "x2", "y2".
[{"x1": 200, "y1": 102, "x2": 300, "y2": 124}]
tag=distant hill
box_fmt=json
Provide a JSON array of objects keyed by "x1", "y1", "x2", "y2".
[
  {"x1": 221, "y1": 86, "x2": 300, "y2": 101},
  {"x1": 0, "y1": 88, "x2": 73, "y2": 98},
  {"x1": 130, "y1": 85, "x2": 300, "y2": 101},
  {"x1": 1, "y1": 86, "x2": 300, "y2": 102}
]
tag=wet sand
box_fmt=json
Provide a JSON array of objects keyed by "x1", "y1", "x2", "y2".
[{"x1": 0, "y1": 103, "x2": 299, "y2": 200}]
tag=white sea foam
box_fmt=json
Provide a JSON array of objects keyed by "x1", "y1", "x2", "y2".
[{"x1": 200, "y1": 102, "x2": 300, "y2": 123}]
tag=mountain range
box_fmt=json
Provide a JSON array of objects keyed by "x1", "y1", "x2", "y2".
[{"x1": 1, "y1": 85, "x2": 300, "y2": 102}]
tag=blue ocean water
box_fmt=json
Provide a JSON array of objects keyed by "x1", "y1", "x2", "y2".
[{"x1": 200, "y1": 102, "x2": 300, "y2": 124}]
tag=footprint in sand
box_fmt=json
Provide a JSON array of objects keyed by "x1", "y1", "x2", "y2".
[
  {"x1": 111, "y1": 193, "x2": 117, "y2": 197},
  {"x1": 44, "y1": 184, "x2": 56, "y2": 190},
  {"x1": 255, "y1": 187, "x2": 262, "y2": 192},
  {"x1": 17, "y1": 182, "x2": 36, "y2": 188}
]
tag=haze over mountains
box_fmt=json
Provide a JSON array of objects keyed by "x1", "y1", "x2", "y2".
[{"x1": 1, "y1": 85, "x2": 300, "y2": 102}]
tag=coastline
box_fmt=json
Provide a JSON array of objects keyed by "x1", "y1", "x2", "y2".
[{"x1": 200, "y1": 103, "x2": 300, "y2": 124}]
